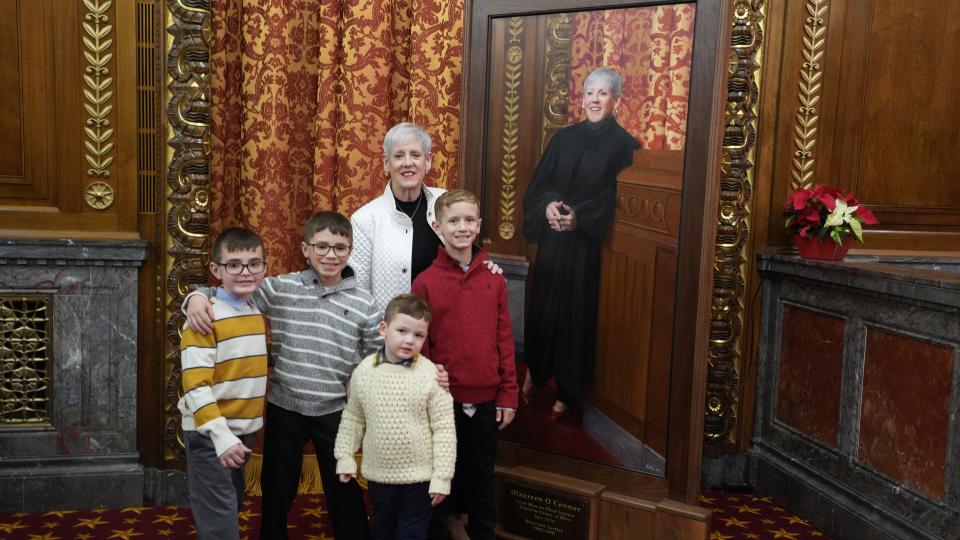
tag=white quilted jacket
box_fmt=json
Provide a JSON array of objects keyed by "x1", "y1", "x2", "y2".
[{"x1": 350, "y1": 183, "x2": 446, "y2": 313}]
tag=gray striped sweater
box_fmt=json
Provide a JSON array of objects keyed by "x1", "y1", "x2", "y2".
[{"x1": 188, "y1": 267, "x2": 382, "y2": 416}]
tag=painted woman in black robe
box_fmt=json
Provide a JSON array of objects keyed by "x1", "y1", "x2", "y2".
[{"x1": 522, "y1": 67, "x2": 640, "y2": 419}]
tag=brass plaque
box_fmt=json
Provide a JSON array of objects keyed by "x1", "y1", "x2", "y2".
[{"x1": 500, "y1": 478, "x2": 590, "y2": 539}]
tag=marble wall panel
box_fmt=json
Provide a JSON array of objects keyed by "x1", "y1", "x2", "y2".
[
  {"x1": 775, "y1": 304, "x2": 844, "y2": 448},
  {"x1": 859, "y1": 327, "x2": 953, "y2": 500},
  {"x1": 0, "y1": 239, "x2": 146, "y2": 511}
]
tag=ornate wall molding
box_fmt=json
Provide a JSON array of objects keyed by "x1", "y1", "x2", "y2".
[
  {"x1": 498, "y1": 18, "x2": 524, "y2": 241},
  {"x1": 82, "y1": 0, "x2": 116, "y2": 180},
  {"x1": 792, "y1": 0, "x2": 828, "y2": 189},
  {"x1": 706, "y1": 0, "x2": 765, "y2": 454},
  {"x1": 541, "y1": 14, "x2": 572, "y2": 150},
  {"x1": 165, "y1": 0, "x2": 212, "y2": 464}
]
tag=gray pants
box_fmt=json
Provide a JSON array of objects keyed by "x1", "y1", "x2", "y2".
[{"x1": 185, "y1": 430, "x2": 257, "y2": 540}]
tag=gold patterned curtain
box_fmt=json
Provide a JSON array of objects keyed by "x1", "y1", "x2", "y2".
[
  {"x1": 210, "y1": 0, "x2": 463, "y2": 272},
  {"x1": 567, "y1": 5, "x2": 695, "y2": 150}
]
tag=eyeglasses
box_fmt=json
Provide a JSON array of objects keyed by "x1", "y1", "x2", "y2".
[
  {"x1": 307, "y1": 243, "x2": 352, "y2": 257},
  {"x1": 214, "y1": 260, "x2": 266, "y2": 275}
]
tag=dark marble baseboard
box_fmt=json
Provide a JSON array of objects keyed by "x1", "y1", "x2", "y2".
[
  {"x1": 0, "y1": 458, "x2": 143, "y2": 513},
  {"x1": 143, "y1": 468, "x2": 190, "y2": 508},
  {"x1": 752, "y1": 444, "x2": 936, "y2": 540}
]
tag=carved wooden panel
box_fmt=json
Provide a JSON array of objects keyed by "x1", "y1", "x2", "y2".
[
  {"x1": 764, "y1": 0, "x2": 960, "y2": 250},
  {"x1": 0, "y1": 0, "x2": 138, "y2": 237},
  {"x1": 595, "y1": 150, "x2": 682, "y2": 456}
]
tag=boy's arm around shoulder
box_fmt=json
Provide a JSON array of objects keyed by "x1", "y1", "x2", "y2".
[
  {"x1": 180, "y1": 324, "x2": 242, "y2": 456},
  {"x1": 358, "y1": 292, "x2": 384, "y2": 357},
  {"x1": 495, "y1": 276, "x2": 519, "y2": 409},
  {"x1": 426, "y1": 361, "x2": 456, "y2": 495},
  {"x1": 334, "y1": 360, "x2": 368, "y2": 477}
]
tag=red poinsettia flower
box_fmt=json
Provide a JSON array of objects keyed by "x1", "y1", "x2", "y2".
[{"x1": 783, "y1": 183, "x2": 879, "y2": 246}]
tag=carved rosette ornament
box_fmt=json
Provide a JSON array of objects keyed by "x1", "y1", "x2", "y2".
[
  {"x1": 498, "y1": 18, "x2": 524, "y2": 241},
  {"x1": 792, "y1": 0, "x2": 828, "y2": 189},
  {"x1": 165, "y1": 0, "x2": 212, "y2": 464},
  {"x1": 705, "y1": 0, "x2": 765, "y2": 454},
  {"x1": 84, "y1": 181, "x2": 115, "y2": 209}
]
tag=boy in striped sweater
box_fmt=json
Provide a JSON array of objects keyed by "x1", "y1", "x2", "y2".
[
  {"x1": 179, "y1": 227, "x2": 269, "y2": 540},
  {"x1": 184, "y1": 211, "x2": 383, "y2": 540}
]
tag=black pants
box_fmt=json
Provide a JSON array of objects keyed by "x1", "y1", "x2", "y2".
[
  {"x1": 368, "y1": 481, "x2": 432, "y2": 540},
  {"x1": 259, "y1": 403, "x2": 370, "y2": 540},
  {"x1": 429, "y1": 402, "x2": 497, "y2": 540}
]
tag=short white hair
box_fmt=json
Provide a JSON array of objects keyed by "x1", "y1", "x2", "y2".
[
  {"x1": 383, "y1": 122, "x2": 432, "y2": 157},
  {"x1": 583, "y1": 67, "x2": 624, "y2": 97}
]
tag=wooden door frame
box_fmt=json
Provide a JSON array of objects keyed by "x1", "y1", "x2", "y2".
[{"x1": 460, "y1": 0, "x2": 730, "y2": 505}]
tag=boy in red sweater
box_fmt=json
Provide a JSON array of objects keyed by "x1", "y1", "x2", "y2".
[{"x1": 412, "y1": 189, "x2": 518, "y2": 540}]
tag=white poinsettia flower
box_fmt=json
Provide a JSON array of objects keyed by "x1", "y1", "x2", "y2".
[{"x1": 824, "y1": 198, "x2": 863, "y2": 242}]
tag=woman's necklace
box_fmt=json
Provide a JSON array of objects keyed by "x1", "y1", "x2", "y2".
[{"x1": 396, "y1": 190, "x2": 424, "y2": 219}]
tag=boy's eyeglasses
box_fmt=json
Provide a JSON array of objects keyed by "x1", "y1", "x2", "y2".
[
  {"x1": 214, "y1": 260, "x2": 266, "y2": 275},
  {"x1": 307, "y1": 243, "x2": 352, "y2": 257}
]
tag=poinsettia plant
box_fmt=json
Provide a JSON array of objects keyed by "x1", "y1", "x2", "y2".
[{"x1": 784, "y1": 184, "x2": 879, "y2": 246}]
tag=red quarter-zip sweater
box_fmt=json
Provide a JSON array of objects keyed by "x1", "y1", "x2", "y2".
[{"x1": 412, "y1": 246, "x2": 519, "y2": 409}]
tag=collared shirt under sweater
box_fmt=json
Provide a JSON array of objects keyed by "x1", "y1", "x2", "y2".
[{"x1": 186, "y1": 266, "x2": 382, "y2": 417}]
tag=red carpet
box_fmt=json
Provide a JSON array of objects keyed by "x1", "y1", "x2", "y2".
[{"x1": 0, "y1": 490, "x2": 831, "y2": 539}]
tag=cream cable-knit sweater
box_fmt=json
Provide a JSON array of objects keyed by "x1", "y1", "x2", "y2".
[
  {"x1": 334, "y1": 352, "x2": 456, "y2": 495},
  {"x1": 350, "y1": 183, "x2": 446, "y2": 313}
]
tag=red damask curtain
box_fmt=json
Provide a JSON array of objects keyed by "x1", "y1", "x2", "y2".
[
  {"x1": 567, "y1": 4, "x2": 695, "y2": 150},
  {"x1": 210, "y1": 0, "x2": 463, "y2": 272}
]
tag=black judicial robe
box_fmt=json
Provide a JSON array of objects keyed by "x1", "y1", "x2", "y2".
[{"x1": 522, "y1": 116, "x2": 640, "y2": 400}]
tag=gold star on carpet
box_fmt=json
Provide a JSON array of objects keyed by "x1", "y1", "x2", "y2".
[
  {"x1": 303, "y1": 533, "x2": 332, "y2": 540},
  {"x1": 121, "y1": 507, "x2": 146, "y2": 514},
  {"x1": 736, "y1": 504, "x2": 762, "y2": 515},
  {"x1": 76, "y1": 534, "x2": 94, "y2": 540},
  {"x1": 157, "y1": 530, "x2": 174, "y2": 537},
  {"x1": 124, "y1": 517, "x2": 139, "y2": 525},
  {"x1": 107, "y1": 528, "x2": 144, "y2": 540},
  {"x1": 27, "y1": 533, "x2": 60, "y2": 540},
  {"x1": 238, "y1": 509, "x2": 260, "y2": 521},
  {"x1": 753, "y1": 496, "x2": 773, "y2": 503},
  {"x1": 720, "y1": 515, "x2": 751, "y2": 528},
  {"x1": 785, "y1": 515, "x2": 809, "y2": 525},
  {"x1": 240, "y1": 524, "x2": 250, "y2": 532},
  {"x1": 745, "y1": 534, "x2": 760, "y2": 539},
  {"x1": 43, "y1": 521, "x2": 60, "y2": 529},
  {"x1": 699, "y1": 495, "x2": 716, "y2": 504},
  {"x1": 92, "y1": 509, "x2": 109, "y2": 514},
  {"x1": 761, "y1": 518, "x2": 776, "y2": 524},
  {"x1": 767, "y1": 528, "x2": 800, "y2": 539},
  {"x1": 12, "y1": 512, "x2": 28, "y2": 517},
  {"x1": 301, "y1": 507, "x2": 328, "y2": 518},
  {"x1": 152, "y1": 513, "x2": 186, "y2": 525},
  {"x1": 709, "y1": 532, "x2": 734, "y2": 540},
  {"x1": 75, "y1": 516, "x2": 109, "y2": 529},
  {"x1": 773, "y1": 506, "x2": 784, "y2": 512},
  {"x1": 42, "y1": 511, "x2": 77, "y2": 517},
  {"x1": 811, "y1": 532, "x2": 824, "y2": 537}
]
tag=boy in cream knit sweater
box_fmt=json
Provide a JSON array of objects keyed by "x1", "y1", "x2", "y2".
[{"x1": 335, "y1": 293, "x2": 456, "y2": 540}]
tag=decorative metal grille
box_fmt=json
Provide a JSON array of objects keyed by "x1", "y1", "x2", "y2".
[{"x1": 0, "y1": 297, "x2": 52, "y2": 425}]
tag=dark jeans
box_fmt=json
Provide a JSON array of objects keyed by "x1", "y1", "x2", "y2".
[
  {"x1": 368, "y1": 481, "x2": 433, "y2": 540},
  {"x1": 258, "y1": 403, "x2": 370, "y2": 540},
  {"x1": 429, "y1": 402, "x2": 498, "y2": 540}
]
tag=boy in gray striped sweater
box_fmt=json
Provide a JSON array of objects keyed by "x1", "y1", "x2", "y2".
[{"x1": 185, "y1": 211, "x2": 381, "y2": 540}]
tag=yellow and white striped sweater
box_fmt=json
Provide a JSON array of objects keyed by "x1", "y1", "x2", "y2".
[{"x1": 178, "y1": 298, "x2": 268, "y2": 457}]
